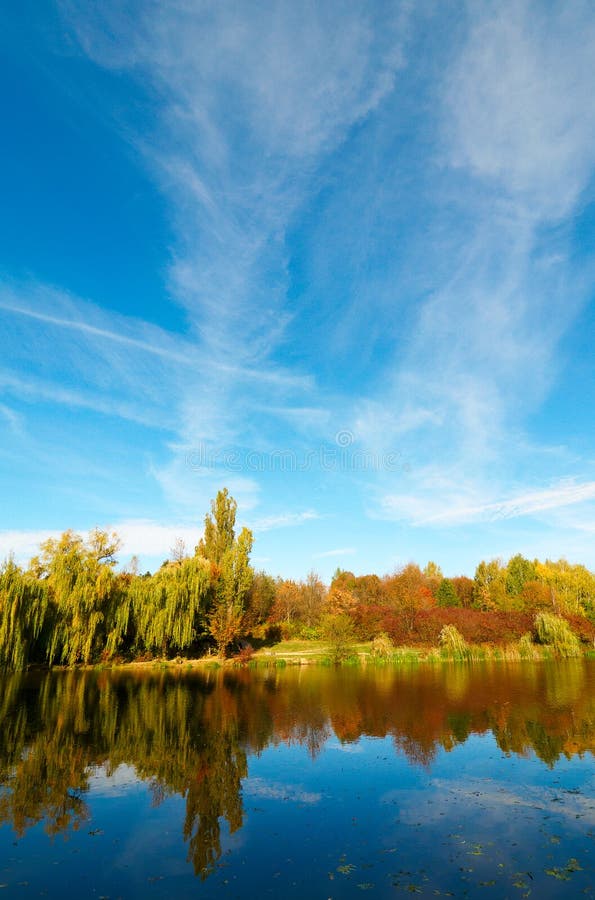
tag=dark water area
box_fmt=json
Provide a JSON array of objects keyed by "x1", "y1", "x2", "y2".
[{"x1": 0, "y1": 661, "x2": 593, "y2": 898}]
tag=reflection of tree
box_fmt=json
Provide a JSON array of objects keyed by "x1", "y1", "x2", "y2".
[
  {"x1": 393, "y1": 734, "x2": 438, "y2": 767},
  {"x1": 0, "y1": 671, "x2": 93, "y2": 836},
  {"x1": 183, "y1": 712, "x2": 246, "y2": 877},
  {"x1": 0, "y1": 733, "x2": 91, "y2": 837},
  {"x1": 0, "y1": 661, "x2": 593, "y2": 872},
  {"x1": 176, "y1": 677, "x2": 248, "y2": 877},
  {"x1": 0, "y1": 670, "x2": 252, "y2": 874}
]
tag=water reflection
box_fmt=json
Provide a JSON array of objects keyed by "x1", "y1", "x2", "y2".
[{"x1": 0, "y1": 661, "x2": 593, "y2": 881}]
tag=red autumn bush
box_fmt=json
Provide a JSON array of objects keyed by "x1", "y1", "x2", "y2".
[
  {"x1": 561, "y1": 614, "x2": 595, "y2": 644},
  {"x1": 345, "y1": 603, "x2": 592, "y2": 648},
  {"x1": 354, "y1": 607, "x2": 536, "y2": 646}
]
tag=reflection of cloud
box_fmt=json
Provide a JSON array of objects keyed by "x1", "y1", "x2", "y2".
[
  {"x1": 380, "y1": 776, "x2": 595, "y2": 831},
  {"x1": 428, "y1": 778, "x2": 595, "y2": 826},
  {"x1": 88, "y1": 763, "x2": 141, "y2": 797},
  {"x1": 244, "y1": 777, "x2": 321, "y2": 804},
  {"x1": 326, "y1": 740, "x2": 364, "y2": 754}
]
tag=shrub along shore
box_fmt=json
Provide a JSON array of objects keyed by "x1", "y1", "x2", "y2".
[{"x1": 2, "y1": 490, "x2": 594, "y2": 671}]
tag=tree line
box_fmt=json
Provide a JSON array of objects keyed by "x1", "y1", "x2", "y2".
[{"x1": 1, "y1": 489, "x2": 594, "y2": 670}]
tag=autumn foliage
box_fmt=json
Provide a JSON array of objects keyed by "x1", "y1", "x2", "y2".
[{"x1": 1, "y1": 489, "x2": 595, "y2": 670}]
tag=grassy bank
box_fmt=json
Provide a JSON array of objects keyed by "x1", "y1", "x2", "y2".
[
  {"x1": 249, "y1": 638, "x2": 585, "y2": 666},
  {"x1": 79, "y1": 634, "x2": 595, "y2": 672}
]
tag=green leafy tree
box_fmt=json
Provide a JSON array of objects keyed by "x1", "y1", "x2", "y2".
[
  {"x1": 321, "y1": 613, "x2": 356, "y2": 663},
  {"x1": 505, "y1": 554, "x2": 537, "y2": 597},
  {"x1": 472, "y1": 559, "x2": 507, "y2": 610},
  {"x1": 436, "y1": 578, "x2": 460, "y2": 608}
]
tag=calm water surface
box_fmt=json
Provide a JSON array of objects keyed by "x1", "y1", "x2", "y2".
[{"x1": 0, "y1": 661, "x2": 593, "y2": 898}]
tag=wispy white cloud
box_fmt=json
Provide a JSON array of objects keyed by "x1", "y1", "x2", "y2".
[
  {"x1": 0, "y1": 295, "x2": 195, "y2": 366},
  {"x1": 326, "y1": 739, "x2": 364, "y2": 754},
  {"x1": 151, "y1": 454, "x2": 261, "y2": 518},
  {"x1": 0, "y1": 366, "x2": 176, "y2": 431},
  {"x1": 426, "y1": 778, "x2": 595, "y2": 825},
  {"x1": 57, "y1": 0, "x2": 411, "y2": 451},
  {"x1": 0, "y1": 402, "x2": 23, "y2": 435},
  {"x1": 380, "y1": 478, "x2": 595, "y2": 527},
  {"x1": 111, "y1": 520, "x2": 201, "y2": 558},
  {"x1": 251, "y1": 511, "x2": 322, "y2": 533},
  {"x1": 88, "y1": 764, "x2": 141, "y2": 798},
  {"x1": 445, "y1": 0, "x2": 595, "y2": 221},
  {"x1": 313, "y1": 547, "x2": 356, "y2": 559},
  {"x1": 347, "y1": 0, "x2": 595, "y2": 533}
]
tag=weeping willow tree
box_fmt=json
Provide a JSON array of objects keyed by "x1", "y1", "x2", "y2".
[
  {"x1": 132, "y1": 555, "x2": 211, "y2": 657},
  {"x1": 201, "y1": 490, "x2": 254, "y2": 656},
  {"x1": 30, "y1": 528, "x2": 122, "y2": 666},
  {"x1": 103, "y1": 572, "x2": 134, "y2": 659},
  {"x1": 0, "y1": 557, "x2": 48, "y2": 670}
]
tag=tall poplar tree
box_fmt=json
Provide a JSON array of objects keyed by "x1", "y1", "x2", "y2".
[{"x1": 200, "y1": 490, "x2": 254, "y2": 655}]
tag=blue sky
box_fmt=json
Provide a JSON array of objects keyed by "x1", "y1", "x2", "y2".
[{"x1": 1, "y1": 0, "x2": 595, "y2": 580}]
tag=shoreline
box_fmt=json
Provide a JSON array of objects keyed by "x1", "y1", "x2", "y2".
[{"x1": 22, "y1": 638, "x2": 595, "y2": 673}]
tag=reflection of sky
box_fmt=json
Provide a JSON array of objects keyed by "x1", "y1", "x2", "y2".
[
  {"x1": 1, "y1": 733, "x2": 593, "y2": 897},
  {"x1": 240, "y1": 732, "x2": 594, "y2": 896}
]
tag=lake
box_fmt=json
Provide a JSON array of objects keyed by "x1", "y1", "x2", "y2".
[{"x1": 0, "y1": 661, "x2": 593, "y2": 897}]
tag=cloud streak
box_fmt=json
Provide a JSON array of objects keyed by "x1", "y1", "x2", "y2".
[
  {"x1": 313, "y1": 547, "x2": 356, "y2": 559},
  {"x1": 251, "y1": 511, "x2": 322, "y2": 533},
  {"x1": 381, "y1": 479, "x2": 595, "y2": 527}
]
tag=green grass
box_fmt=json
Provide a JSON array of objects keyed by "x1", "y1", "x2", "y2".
[
  {"x1": 104, "y1": 631, "x2": 592, "y2": 671},
  {"x1": 251, "y1": 638, "x2": 565, "y2": 666}
]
